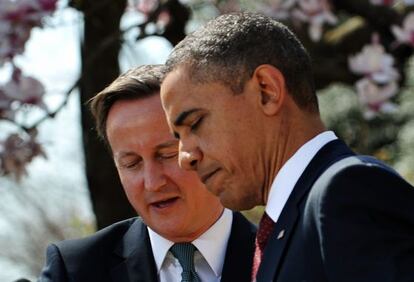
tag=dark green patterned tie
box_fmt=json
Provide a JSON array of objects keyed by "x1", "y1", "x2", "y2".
[{"x1": 170, "y1": 243, "x2": 201, "y2": 282}]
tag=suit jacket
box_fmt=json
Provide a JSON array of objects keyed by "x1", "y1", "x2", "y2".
[
  {"x1": 38, "y1": 212, "x2": 256, "y2": 282},
  {"x1": 257, "y1": 139, "x2": 414, "y2": 282}
]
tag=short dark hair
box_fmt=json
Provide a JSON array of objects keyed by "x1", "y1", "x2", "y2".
[
  {"x1": 165, "y1": 12, "x2": 318, "y2": 112},
  {"x1": 89, "y1": 64, "x2": 165, "y2": 144}
]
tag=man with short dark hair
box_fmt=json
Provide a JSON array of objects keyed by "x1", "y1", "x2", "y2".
[
  {"x1": 160, "y1": 12, "x2": 414, "y2": 282},
  {"x1": 38, "y1": 64, "x2": 256, "y2": 282}
]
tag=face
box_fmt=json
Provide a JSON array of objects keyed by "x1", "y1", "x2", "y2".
[
  {"x1": 161, "y1": 67, "x2": 267, "y2": 211},
  {"x1": 106, "y1": 94, "x2": 223, "y2": 242}
]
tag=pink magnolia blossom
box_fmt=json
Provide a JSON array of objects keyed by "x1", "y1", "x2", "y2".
[
  {"x1": 348, "y1": 38, "x2": 399, "y2": 84},
  {"x1": 129, "y1": 0, "x2": 159, "y2": 15},
  {"x1": 215, "y1": 0, "x2": 241, "y2": 14},
  {"x1": 0, "y1": 23, "x2": 32, "y2": 64},
  {"x1": 0, "y1": 19, "x2": 30, "y2": 65},
  {"x1": 0, "y1": 90, "x2": 15, "y2": 119},
  {"x1": 0, "y1": 130, "x2": 46, "y2": 181},
  {"x1": 0, "y1": 22, "x2": 14, "y2": 64},
  {"x1": 370, "y1": 0, "x2": 414, "y2": 5},
  {"x1": 259, "y1": 0, "x2": 298, "y2": 20},
  {"x1": 369, "y1": 0, "x2": 397, "y2": 5},
  {"x1": 1, "y1": 0, "x2": 43, "y2": 25},
  {"x1": 291, "y1": 0, "x2": 337, "y2": 41},
  {"x1": 2, "y1": 70, "x2": 47, "y2": 110},
  {"x1": 356, "y1": 78, "x2": 398, "y2": 119},
  {"x1": 156, "y1": 10, "x2": 171, "y2": 30},
  {"x1": 391, "y1": 12, "x2": 414, "y2": 46},
  {"x1": 37, "y1": 0, "x2": 57, "y2": 12},
  {"x1": 0, "y1": 0, "x2": 57, "y2": 64},
  {"x1": 0, "y1": 0, "x2": 35, "y2": 22}
]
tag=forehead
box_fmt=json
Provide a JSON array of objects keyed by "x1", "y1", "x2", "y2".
[
  {"x1": 161, "y1": 66, "x2": 233, "y2": 119},
  {"x1": 161, "y1": 66, "x2": 192, "y2": 102},
  {"x1": 108, "y1": 95, "x2": 163, "y2": 125},
  {"x1": 161, "y1": 67, "x2": 197, "y2": 121},
  {"x1": 106, "y1": 95, "x2": 174, "y2": 144}
]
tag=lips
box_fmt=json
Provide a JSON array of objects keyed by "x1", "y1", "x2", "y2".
[{"x1": 151, "y1": 197, "x2": 179, "y2": 209}]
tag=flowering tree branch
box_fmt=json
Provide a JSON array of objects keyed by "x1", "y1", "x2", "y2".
[{"x1": 1, "y1": 0, "x2": 414, "y2": 182}]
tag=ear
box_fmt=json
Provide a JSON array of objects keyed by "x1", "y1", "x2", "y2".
[{"x1": 252, "y1": 64, "x2": 287, "y2": 116}]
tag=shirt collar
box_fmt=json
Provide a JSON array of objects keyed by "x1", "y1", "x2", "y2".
[
  {"x1": 148, "y1": 208, "x2": 233, "y2": 276},
  {"x1": 148, "y1": 228, "x2": 174, "y2": 273},
  {"x1": 266, "y1": 131, "x2": 337, "y2": 222}
]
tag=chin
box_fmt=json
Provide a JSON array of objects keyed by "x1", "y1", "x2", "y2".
[
  {"x1": 222, "y1": 193, "x2": 258, "y2": 211},
  {"x1": 220, "y1": 196, "x2": 244, "y2": 211},
  {"x1": 161, "y1": 228, "x2": 199, "y2": 242},
  {"x1": 154, "y1": 225, "x2": 183, "y2": 239}
]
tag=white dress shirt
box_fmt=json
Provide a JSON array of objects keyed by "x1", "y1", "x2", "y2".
[
  {"x1": 148, "y1": 208, "x2": 233, "y2": 282},
  {"x1": 266, "y1": 131, "x2": 337, "y2": 222}
]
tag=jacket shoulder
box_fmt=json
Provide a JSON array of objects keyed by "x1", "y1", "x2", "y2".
[
  {"x1": 233, "y1": 211, "x2": 257, "y2": 234},
  {"x1": 56, "y1": 217, "x2": 140, "y2": 261},
  {"x1": 39, "y1": 218, "x2": 144, "y2": 282},
  {"x1": 221, "y1": 212, "x2": 256, "y2": 282}
]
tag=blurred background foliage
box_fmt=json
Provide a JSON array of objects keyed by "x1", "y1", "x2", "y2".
[{"x1": 319, "y1": 57, "x2": 414, "y2": 182}]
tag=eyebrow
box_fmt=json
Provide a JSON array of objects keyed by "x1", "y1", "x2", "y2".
[
  {"x1": 115, "y1": 140, "x2": 177, "y2": 158},
  {"x1": 155, "y1": 140, "x2": 178, "y2": 150},
  {"x1": 174, "y1": 109, "x2": 202, "y2": 127},
  {"x1": 114, "y1": 151, "x2": 136, "y2": 162}
]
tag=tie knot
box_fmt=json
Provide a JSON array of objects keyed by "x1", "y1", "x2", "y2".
[
  {"x1": 256, "y1": 212, "x2": 275, "y2": 249},
  {"x1": 170, "y1": 243, "x2": 197, "y2": 270}
]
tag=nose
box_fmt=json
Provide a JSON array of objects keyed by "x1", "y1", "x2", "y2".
[
  {"x1": 143, "y1": 162, "x2": 167, "y2": 191},
  {"x1": 179, "y1": 141, "x2": 202, "y2": 171}
]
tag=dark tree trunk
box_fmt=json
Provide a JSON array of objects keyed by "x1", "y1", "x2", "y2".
[
  {"x1": 70, "y1": 0, "x2": 190, "y2": 230},
  {"x1": 74, "y1": 0, "x2": 135, "y2": 230}
]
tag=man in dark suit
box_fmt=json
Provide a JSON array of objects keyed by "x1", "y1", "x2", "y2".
[
  {"x1": 38, "y1": 65, "x2": 256, "y2": 282},
  {"x1": 160, "y1": 12, "x2": 414, "y2": 282}
]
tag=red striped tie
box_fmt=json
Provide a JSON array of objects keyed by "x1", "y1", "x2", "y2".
[{"x1": 251, "y1": 212, "x2": 275, "y2": 281}]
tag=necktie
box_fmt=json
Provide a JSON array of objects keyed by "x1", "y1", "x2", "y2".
[
  {"x1": 251, "y1": 212, "x2": 275, "y2": 281},
  {"x1": 170, "y1": 243, "x2": 201, "y2": 282}
]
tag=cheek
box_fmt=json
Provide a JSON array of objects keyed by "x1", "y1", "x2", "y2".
[
  {"x1": 172, "y1": 167, "x2": 201, "y2": 188},
  {"x1": 118, "y1": 172, "x2": 145, "y2": 206},
  {"x1": 171, "y1": 169, "x2": 206, "y2": 195},
  {"x1": 200, "y1": 135, "x2": 221, "y2": 157},
  {"x1": 124, "y1": 187, "x2": 147, "y2": 216},
  {"x1": 202, "y1": 135, "x2": 232, "y2": 163},
  {"x1": 178, "y1": 171, "x2": 218, "y2": 199}
]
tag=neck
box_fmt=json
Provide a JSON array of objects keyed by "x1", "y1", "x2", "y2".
[
  {"x1": 261, "y1": 110, "x2": 325, "y2": 204},
  {"x1": 165, "y1": 206, "x2": 224, "y2": 243}
]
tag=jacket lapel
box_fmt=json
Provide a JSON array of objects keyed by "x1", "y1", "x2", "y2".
[
  {"x1": 257, "y1": 140, "x2": 354, "y2": 281},
  {"x1": 110, "y1": 219, "x2": 158, "y2": 282},
  {"x1": 221, "y1": 212, "x2": 257, "y2": 282},
  {"x1": 256, "y1": 200, "x2": 298, "y2": 282}
]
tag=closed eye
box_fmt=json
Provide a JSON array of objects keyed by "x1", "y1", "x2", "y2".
[
  {"x1": 122, "y1": 160, "x2": 142, "y2": 170},
  {"x1": 159, "y1": 151, "x2": 178, "y2": 160},
  {"x1": 126, "y1": 163, "x2": 137, "y2": 169},
  {"x1": 190, "y1": 116, "x2": 203, "y2": 132},
  {"x1": 116, "y1": 155, "x2": 142, "y2": 170}
]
